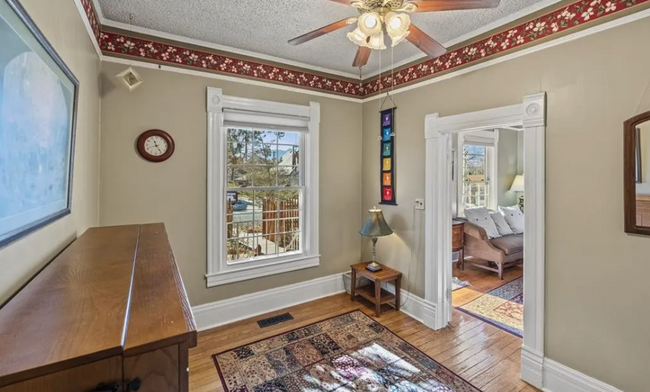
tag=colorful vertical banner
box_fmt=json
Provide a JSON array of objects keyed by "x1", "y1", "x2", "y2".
[{"x1": 380, "y1": 108, "x2": 396, "y2": 205}]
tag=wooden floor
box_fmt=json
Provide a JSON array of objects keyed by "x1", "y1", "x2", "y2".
[
  {"x1": 452, "y1": 261, "x2": 524, "y2": 307},
  {"x1": 188, "y1": 287, "x2": 538, "y2": 392}
]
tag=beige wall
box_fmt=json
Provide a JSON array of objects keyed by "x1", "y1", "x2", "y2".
[
  {"x1": 99, "y1": 63, "x2": 362, "y2": 306},
  {"x1": 0, "y1": 0, "x2": 101, "y2": 304},
  {"x1": 497, "y1": 129, "x2": 521, "y2": 206},
  {"x1": 362, "y1": 17, "x2": 650, "y2": 392}
]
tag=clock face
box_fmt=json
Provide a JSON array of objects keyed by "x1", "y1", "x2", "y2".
[
  {"x1": 137, "y1": 129, "x2": 175, "y2": 162},
  {"x1": 144, "y1": 135, "x2": 169, "y2": 157}
]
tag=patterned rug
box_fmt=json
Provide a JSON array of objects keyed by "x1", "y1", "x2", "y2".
[
  {"x1": 457, "y1": 277, "x2": 523, "y2": 337},
  {"x1": 213, "y1": 310, "x2": 481, "y2": 392},
  {"x1": 452, "y1": 277, "x2": 470, "y2": 291}
]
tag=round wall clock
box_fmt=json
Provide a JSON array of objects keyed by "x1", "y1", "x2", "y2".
[{"x1": 136, "y1": 129, "x2": 175, "y2": 162}]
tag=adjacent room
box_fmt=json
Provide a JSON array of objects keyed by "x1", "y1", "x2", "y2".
[{"x1": 1, "y1": 0, "x2": 650, "y2": 392}]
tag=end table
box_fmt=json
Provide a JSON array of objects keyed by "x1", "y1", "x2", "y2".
[{"x1": 350, "y1": 262, "x2": 402, "y2": 317}]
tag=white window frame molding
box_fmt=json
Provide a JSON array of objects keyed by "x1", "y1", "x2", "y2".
[
  {"x1": 424, "y1": 93, "x2": 546, "y2": 388},
  {"x1": 456, "y1": 129, "x2": 500, "y2": 214},
  {"x1": 206, "y1": 87, "x2": 320, "y2": 287}
]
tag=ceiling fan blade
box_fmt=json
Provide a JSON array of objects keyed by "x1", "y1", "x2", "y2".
[
  {"x1": 353, "y1": 47, "x2": 372, "y2": 68},
  {"x1": 406, "y1": 24, "x2": 447, "y2": 58},
  {"x1": 288, "y1": 18, "x2": 356, "y2": 46},
  {"x1": 408, "y1": 0, "x2": 500, "y2": 12}
]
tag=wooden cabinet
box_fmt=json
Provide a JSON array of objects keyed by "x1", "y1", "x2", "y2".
[{"x1": 0, "y1": 224, "x2": 196, "y2": 392}]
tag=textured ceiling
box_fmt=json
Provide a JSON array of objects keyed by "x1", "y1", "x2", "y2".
[{"x1": 97, "y1": 0, "x2": 549, "y2": 76}]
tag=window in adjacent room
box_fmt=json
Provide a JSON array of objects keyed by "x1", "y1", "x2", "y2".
[
  {"x1": 206, "y1": 88, "x2": 320, "y2": 287},
  {"x1": 457, "y1": 130, "x2": 498, "y2": 215}
]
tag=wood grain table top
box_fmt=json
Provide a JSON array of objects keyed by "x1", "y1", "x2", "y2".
[{"x1": 351, "y1": 262, "x2": 402, "y2": 281}]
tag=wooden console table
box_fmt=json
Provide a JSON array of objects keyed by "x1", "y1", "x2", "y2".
[
  {"x1": 350, "y1": 262, "x2": 402, "y2": 317},
  {"x1": 0, "y1": 224, "x2": 196, "y2": 392}
]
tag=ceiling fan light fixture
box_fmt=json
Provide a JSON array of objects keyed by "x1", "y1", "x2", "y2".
[
  {"x1": 385, "y1": 12, "x2": 411, "y2": 47},
  {"x1": 367, "y1": 32, "x2": 386, "y2": 50},
  {"x1": 358, "y1": 12, "x2": 382, "y2": 36},
  {"x1": 347, "y1": 27, "x2": 370, "y2": 48}
]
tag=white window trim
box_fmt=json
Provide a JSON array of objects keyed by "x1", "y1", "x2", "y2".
[
  {"x1": 456, "y1": 129, "x2": 499, "y2": 215},
  {"x1": 206, "y1": 87, "x2": 320, "y2": 287}
]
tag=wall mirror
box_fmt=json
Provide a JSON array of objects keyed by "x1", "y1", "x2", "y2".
[{"x1": 624, "y1": 111, "x2": 650, "y2": 235}]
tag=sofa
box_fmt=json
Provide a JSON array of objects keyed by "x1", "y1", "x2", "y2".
[{"x1": 459, "y1": 220, "x2": 523, "y2": 279}]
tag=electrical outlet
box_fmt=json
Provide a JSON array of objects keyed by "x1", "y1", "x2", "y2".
[{"x1": 415, "y1": 199, "x2": 425, "y2": 210}]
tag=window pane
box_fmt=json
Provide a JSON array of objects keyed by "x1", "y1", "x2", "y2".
[
  {"x1": 253, "y1": 143, "x2": 276, "y2": 164},
  {"x1": 251, "y1": 166, "x2": 275, "y2": 187},
  {"x1": 227, "y1": 129, "x2": 254, "y2": 163},
  {"x1": 462, "y1": 144, "x2": 489, "y2": 209},
  {"x1": 227, "y1": 166, "x2": 253, "y2": 188},
  {"x1": 278, "y1": 166, "x2": 300, "y2": 187}
]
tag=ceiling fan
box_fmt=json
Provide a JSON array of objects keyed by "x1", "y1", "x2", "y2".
[{"x1": 288, "y1": 0, "x2": 501, "y2": 68}]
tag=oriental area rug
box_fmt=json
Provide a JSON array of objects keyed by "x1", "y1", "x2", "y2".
[
  {"x1": 457, "y1": 277, "x2": 523, "y2": 337},
  {"x1": 212, "y1": 310, "x2": 481, "y2": 392}
]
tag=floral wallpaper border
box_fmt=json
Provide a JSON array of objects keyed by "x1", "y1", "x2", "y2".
[
  {"x1": 80, "y1": 0, "x2": 101, "y2": 43},
  {"x1": 82, "y1": 0, "x2": 648, "y2": 98}
]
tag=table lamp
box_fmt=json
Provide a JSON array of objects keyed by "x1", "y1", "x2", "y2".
[
  {"x1": 360, "y1": 206, "x2": 393, "y2": 272},
  {"x1": 510, "y1": 174, "x2": 524, "y2": 212}
]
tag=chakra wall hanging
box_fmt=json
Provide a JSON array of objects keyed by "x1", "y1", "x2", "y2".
[{"x1": 380, "y1": 108, "x2": 397, "y2": 205}]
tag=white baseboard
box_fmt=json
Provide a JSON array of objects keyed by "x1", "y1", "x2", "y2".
[
  {"x1": 522, "y1": 345, "x2": 623, "y2": 392},
  {"x1": 521, "y1": 345, "x2": 545, "y2": 388},
  {"x1": 543, "y1": 359, "x2": 623, "y2": 392},
  {"x1": 192, "y1": 272, "x2": 438, "y2": 332},
  {"x1": 193, "y1": 273, "x2": 346, "y2": 331}
]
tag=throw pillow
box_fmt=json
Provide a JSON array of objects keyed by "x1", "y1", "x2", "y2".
[
  {"x1": 499, "y1": 205, "x2": 524, "y2": 234},
  {"x1": 490, "y1": 211, "x2": 514, "y2": 236},
  {"x1": 464, "y1": 207, "x2": 501, "y2": 239}
]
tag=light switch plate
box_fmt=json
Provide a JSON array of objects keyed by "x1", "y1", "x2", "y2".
[{"x1": 415, "y1": 199, "x2": 425, "y2": 210}]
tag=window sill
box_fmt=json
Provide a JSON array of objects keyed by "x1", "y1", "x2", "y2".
[{"x1": 206, "y1": 254, "x2": 320, "y2": 287}]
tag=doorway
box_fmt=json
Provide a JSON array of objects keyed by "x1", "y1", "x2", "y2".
[{"x1": 423, "y1": 93, "x2": 546, "y2": 388}]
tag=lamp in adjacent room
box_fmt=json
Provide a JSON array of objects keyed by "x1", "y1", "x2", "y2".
[
  {"x1": 360, "y1": 206, "x2": 393, "y2": 272},
  {"x1": 510, "y1": 174, "x2": 525, "y2": 212}
]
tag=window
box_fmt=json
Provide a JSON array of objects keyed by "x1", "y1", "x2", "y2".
[
  {"x1": 226, "y1": 129, "x2": 302, "y2": 262},
  {"x1": 207, "y1": 88, "x2": 320, "y2": 287},
  {"x1": 457, "y1": 130, "x2": 498, "y2": 215},
  {"x1": 462, "y1": 144, "x2": 490, "y2": 209}
]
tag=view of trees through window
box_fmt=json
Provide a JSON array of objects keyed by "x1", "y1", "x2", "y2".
[
  {"x1": 226, "y1": 128, "x2": 302, "y2": 262},
  {"x1": 462, "y1": 144, "x2": 490, "y2": 209}
]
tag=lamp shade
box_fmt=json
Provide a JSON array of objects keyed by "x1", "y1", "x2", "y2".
[
  {"x1": 360, "y1": 207, "x2": 393, "y2": 237},
  {"x1": 347, "y1": 27, "x2": 369, "y2": 48},
  {"x1": 510, "y1": 174, "x2": 524, "y2": 192},
  {"x1": 385, "y1": 12, "x2": 411, "y2": 47},
  {"x1": 367, "y1": 32, "x2": 386, "y2": 50}
]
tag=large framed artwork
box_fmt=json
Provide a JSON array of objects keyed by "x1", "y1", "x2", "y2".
[
  {"x1": 379, "y1": 108, "x2": 396, "y2": 205},
  {"x1": 0, "y1": 0, "x2": 79, "y2": 248}
]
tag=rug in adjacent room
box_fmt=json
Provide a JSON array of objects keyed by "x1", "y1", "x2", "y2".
[
  {"x1": 457, "y1": 277, "x2": 523, "y2": 337},
  {"x1": 212, "y1": 310, "x2": 481, "y2": 392}
]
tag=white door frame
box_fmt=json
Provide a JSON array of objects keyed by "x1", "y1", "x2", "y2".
[{"x1": 423, "y1": 93, "x2": 546, "y2": 388}]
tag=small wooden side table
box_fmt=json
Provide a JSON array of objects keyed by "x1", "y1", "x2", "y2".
[
  {"x1": 452, "y1": 220, "x2": 465, "y2": 269},
  {"x1": 350, "y1": 262, "x2": 402, "y2": 317}
]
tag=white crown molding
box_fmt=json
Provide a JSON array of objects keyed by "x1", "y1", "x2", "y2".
[
  {"x1": 363, "y1": 0, "x2": 566, "y2": 78},
  {"x1": 101, "y1": 56, "x2": 363, "y2": 103},
  {"x1": 100, "y1": 19, "x2": 361, "y2": 80},
  {"x1": 361, "y1": 7, "x2": 650, "y2": 102}
]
